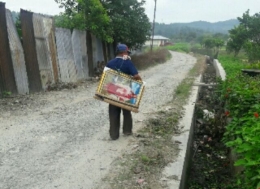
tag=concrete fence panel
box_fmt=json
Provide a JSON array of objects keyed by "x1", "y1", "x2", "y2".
[
  {"x1": 20, "y1": 9, "x2": 42, "y2": 92},
  {"x1": 96, "y1": 38, "x2": 104, "y2": 63},
  {"x1": 42, "y1": 16, "x2": 59, "y2": 83},
  {"x1": 91, "y1": 35, "x2": 106, "y2": 69},
  {"x1": 72, "y1": 29, "x2": 88, "y2": 80},
  {"x1": 32, "y1": 14, "x2": 55, "y2": 90},
  {"x1": 0, "y1": 2, "x2": 17, "y2": 94},
  {"x1": 86, "y1": 31, "x2": 94, "y2": 77},
  {"x1": 55, "y1": 28, "x2": 77, "y2": 83},
  {"x1": 91, "y1": 34, "x2": 98, "y2": 69},
  {"x1": 108, "y1": 43, "x2": 115, "y2": 60},
  {"x1": 6, "y1": 9, "x2": 29, "y2": 94},
  {"x1": 2, "y1": 7, "x2": 117, "y2": 94}
]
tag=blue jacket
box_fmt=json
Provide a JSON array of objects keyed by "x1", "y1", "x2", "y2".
[{"x1": 106, "y1": 57, "x2": 138, "y2": 76}]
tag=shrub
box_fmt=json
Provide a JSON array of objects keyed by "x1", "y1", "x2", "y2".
[
  {"x1": 219, "y1": 55, "x2": 260, "y2": 189},
  {"x1": 190, "y1": 47, "x2": 214, "y2": 57},
  {"x1": 131, "y1": 48, "x2": 171, "y2": 70},
  {"x1": 165, "y1": 43, "x2": 190, "y2": 53}
]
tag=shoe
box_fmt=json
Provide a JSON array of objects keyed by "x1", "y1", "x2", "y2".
[
  {"x1": 123, "y1": 132, "x2": 133, "y2": 136},
  {"x1": 110, "y1": 136, "x2": 119, "y2": 140},
  {"x1": 110, "y1": 138, "x2": 119, "y2": 140}
]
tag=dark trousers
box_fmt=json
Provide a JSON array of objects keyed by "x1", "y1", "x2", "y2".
[{"x1": 109, "y1": 104, "x2": 133, "y2": 140}]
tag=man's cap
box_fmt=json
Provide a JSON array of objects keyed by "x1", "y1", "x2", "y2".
[{"x1": 116, "y1": 44, "x2": 131, "y2": 54}]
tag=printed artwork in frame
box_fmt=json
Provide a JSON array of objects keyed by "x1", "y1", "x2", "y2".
[{"x1": 94, "y1": 68, "x2": 145, "y2": 112}]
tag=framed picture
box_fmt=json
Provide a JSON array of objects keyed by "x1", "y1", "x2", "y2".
[{"x1": 94, "y1": 68, "x2": 145, "y2": 112}]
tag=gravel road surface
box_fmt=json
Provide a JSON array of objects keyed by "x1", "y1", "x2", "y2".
[{"x1": 0, "y1": 51, "x2": 196, "y2": 189}]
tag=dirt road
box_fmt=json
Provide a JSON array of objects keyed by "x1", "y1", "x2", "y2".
[{"x1": 0, "y1": 51, "x2": 196, "y2": 189}]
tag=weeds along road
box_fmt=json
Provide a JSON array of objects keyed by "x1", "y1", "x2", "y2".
[{"x1": 0, "y1": 51, "x2": 196, "y2": 189}]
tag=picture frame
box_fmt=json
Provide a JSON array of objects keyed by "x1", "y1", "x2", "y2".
[{"x1": 94, "y1": 68, "x2": 145, "y2": 113}]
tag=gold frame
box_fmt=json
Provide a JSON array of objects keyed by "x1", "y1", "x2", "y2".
[{"x1": 94, "y1": 69, "x2": 145, "y2": 113}]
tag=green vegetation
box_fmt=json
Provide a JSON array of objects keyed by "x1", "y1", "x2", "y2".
[
  {"x1": 203, "y1": 37, "x2": 224, "y2": 51},
  {"x1": 1, "y1": 91, "x2": 12, "y2": 98},
  {"x1": 227, "y1": 10, "x2": 260, "y2": 62},
  {"x1": 15, "y1": 13, "x2": 22, "y2": 38},
  {"x1": 165, "y1": 36, "x2": 224, "y2": 59},
  {"x1": 54, "y1": 0, "x2": 113, "y2": 42},
  {"x1": 101, "y1": 0, "x2": 151, "y2": 49},
  {"x1": 218, "y1": 55, "x2": 260, "y2": 189},
  {"x1": 165, "y1": 43, "x2": 190, "y2": 53},
  {"x1": 54, "y1": 0, "x2": 151, "y2": 48},
  {"x1": 153, "y1": 22, "x2": 230, "y2": 47},
  {"x1": 10, "y1": 11, "x2": 22, "y2": 38},
  {"x1": 218, "y1": 56, "x2": 245, "y2": 76}
]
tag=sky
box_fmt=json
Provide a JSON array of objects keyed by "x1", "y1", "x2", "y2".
[{"x1": 2, "y1": 0, "x2": 260, "y2": 23}]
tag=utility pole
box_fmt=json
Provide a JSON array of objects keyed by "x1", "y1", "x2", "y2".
[{"x1": 150, "y1": 0, "x2": 157, "y2": 51}]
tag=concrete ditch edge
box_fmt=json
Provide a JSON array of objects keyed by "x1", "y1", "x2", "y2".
[
  {"x1": 213, "y1": 59, "x2": 226, "y2": 80},
  {"x1": 162, "y1": 58, "x2": 227, "y2": 189},
  {"x1": 162, "y1": 74, "x2": 202, "y2": 189}
]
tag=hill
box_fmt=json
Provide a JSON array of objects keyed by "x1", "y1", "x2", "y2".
[
  {"x1": 154, "y1": 19, "x2": 239, "y2": 38},
  {"x1": 180, "y1": 19, "x2": 239, "y2": 33}
]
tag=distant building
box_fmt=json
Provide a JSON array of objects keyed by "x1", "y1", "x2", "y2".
[{"x1": 144, "y1": 35, "x2": 171, "y2": 47}]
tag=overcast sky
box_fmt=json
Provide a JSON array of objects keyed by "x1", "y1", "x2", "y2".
[{"x1": 2, "y1": 0, "x2": 260, "y2": 23}]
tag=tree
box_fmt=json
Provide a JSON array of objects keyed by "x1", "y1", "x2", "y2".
[
  {"x1": 197, "y1": 35, "x2": 206, "y2": 47},
  {"x1": 213, "y1": 38, "x2": 224, "y2": 58},
  {"x1": 226, "y1": 25, "x2": 248, "y2": 56},
  {"x1": 202, "y1": 37, "x2": 224, "y2": 58},
  {"x1": 54, "y1": 0, "x2": 151, "y2": 48},
  {"x1": 213, "y1": 33, "x2": 229, "y2": 41},
  {"x1": 203, "y1": 38, "x2": 215, "y2": 49},
  {"x1": 54, "y1": 13, "x2": 86, "y2": 31},
  {"x1": 214, "y1": 38, "x2": 224, "y2": 50},
  {"x1": 238, "y1": 10, "x2": 260, "y2": 46},
  {"x1": 101, "y1": 0, "x2": 151, "y2": 48},
  {"x1": 227, "y1": 10, "x2": 260, "y2": 62},
  {"x1": 15, "y1": 13, "x2": 22, "y2": 39},
  {"x1": 243, "y1": 41, "x2": 260, "y2": 62},
  {"x1": 187, "y1": 31, "x2": 197, "y2": 42},
  {"x1": 54, "y1": 0, "x2": 113, "y2": 42}
]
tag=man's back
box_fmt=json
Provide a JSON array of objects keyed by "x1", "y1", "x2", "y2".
[{"x1": 106, "y1": 57, "x2": 138, "y2": 76}]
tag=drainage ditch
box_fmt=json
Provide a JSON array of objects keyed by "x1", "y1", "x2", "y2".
[{"x1": 186, "y1": 60, "x2": 235, "y2": 189}]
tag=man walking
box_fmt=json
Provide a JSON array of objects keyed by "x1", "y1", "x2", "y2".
[{"x1": 106, "y1": 44, "x2": 142, "y2": 140}]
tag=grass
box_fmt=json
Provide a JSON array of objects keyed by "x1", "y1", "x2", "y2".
[
  {"x1": 97, "y1": 53, "x2": 206, "y2": 189},
  {"x1": 165, "y1": 43, "x2": 190, "y2": 53},
  {"x1": 174, "y1": 54, "x2": 206, "y2": 102},
  {"x1": 175, "y1": 79, "x2": 192, "y2": 95},
  {"x1": 1, "y1": 91, "x2": 12, "y2": 98},
  {"x1": 218, "y1": 55, "x2": 246, "y2": 76}
]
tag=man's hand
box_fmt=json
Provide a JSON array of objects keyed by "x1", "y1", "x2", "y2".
[
  {"x1": 133, "y1": 74, "x2": 142, "y2": 81},
  {"x1": 123, "y1": 55, "x2": 131, "y2": 60}
]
